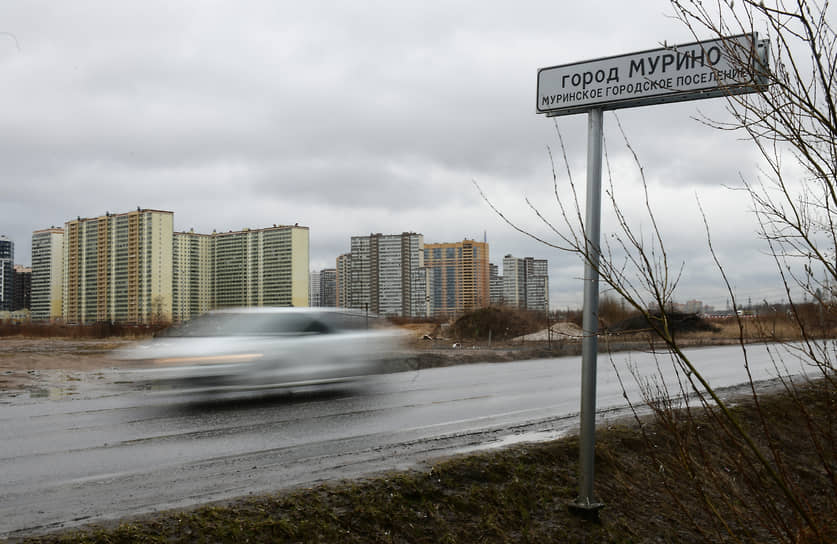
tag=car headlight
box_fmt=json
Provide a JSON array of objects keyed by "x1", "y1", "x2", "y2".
[{"x1": 152, "y1": 353, "x2": 264, "y2": 365}]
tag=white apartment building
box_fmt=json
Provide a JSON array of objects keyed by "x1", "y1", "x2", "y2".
[
  {"x1": 410, "y1": 266, "x2": 432, "y2": 318},
  {"x1": 30, "y1": 228, "x2": 64, "y2": 321},
  {"x1": 489, "y1": 262, "x2": 504, "y2": 305},
  {"x1": 348, "y1": 233, "x2": 424, "y2": 317},
  {"x1": 502, "y1": 254, "x2": 549, "y2": 312},
  {"x1": 309, "y1": 269, "x2": 321, "y2": 307}
]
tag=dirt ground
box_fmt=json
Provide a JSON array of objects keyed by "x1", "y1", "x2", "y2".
[
  {"x1": 0, "y1": 323, "x2": 759, "y2": 396},
  {"x1": 0, "y1": 338, "x2": 138, "y2": 393},
  {"x1": 0, "y1": 336, "x2": 561, "y2": 396},
  {"x1": 0, "y1": 324, "x2": 714, "y2": 396},
  {"x1": 0, "y1": 324, "x2": 585, "y2": 394}
]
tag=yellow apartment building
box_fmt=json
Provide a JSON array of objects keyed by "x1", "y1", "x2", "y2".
[
  {"x1": 63, "y1": 209, "x2": 173, "y2": 324},
  {"x1": 423, "y1": 239, "x2": 489, "y2": 318},
  {"x1": 212, "y1": 225, "x2": 309, "y2": 309}
]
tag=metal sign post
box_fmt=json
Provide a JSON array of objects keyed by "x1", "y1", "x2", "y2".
[
  {"x1": 570, "y1": 107, "x2": 605, "y2": 514},
  {"x1": 535, "y1": 34, "x2": 769, "y2": 518}
]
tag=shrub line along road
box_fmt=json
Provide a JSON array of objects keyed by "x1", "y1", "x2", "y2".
[{"x1": 0, "y1": 343, "x2": 806, "y2": 538}]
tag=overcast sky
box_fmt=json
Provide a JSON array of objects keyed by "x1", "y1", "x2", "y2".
[{"x1": 1, "y1": 1, "x2": 798, "y2": 309}]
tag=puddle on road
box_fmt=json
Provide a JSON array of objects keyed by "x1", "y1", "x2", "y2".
[
  {"x1": 27, "y1": 385, "x2": 79, "y2": 400},
  {"x1": 0, "y1": 368, "x2": 134, "y2": 404},
  {"x1": 454, "y1": 429, "x2": 571, "y2": 455}
]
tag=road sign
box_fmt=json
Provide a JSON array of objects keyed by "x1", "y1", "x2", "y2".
[
  {"x1": 537, "y1": 33, "x2": 768, "y2": 117},
  {"x1": 536, "y1": 33, "x2": 771, "y2": 516}
]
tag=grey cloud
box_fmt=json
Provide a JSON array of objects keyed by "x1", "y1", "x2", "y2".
[{"x1": 0, "y1": 1, "x2": 784, "y2": 307}]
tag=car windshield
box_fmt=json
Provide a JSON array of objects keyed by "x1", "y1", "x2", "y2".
[{"x1": 157, "y1": 312, "x2": 331, "y2": 337}]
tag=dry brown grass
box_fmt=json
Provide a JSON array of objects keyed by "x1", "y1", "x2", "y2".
[
  {"x1": 687, "y1": 315, "x2": 837, "y2": 343},
  {"x1": 602, "y1": 313, "x2": 837, "y2": 348},
  {"x1": 0, "y1": 322, "x2": 166, "y2": 339}
]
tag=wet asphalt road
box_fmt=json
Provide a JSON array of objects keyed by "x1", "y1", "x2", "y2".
[{"x1": 0, "y1": 344, "x2": 807, "y2": 538}]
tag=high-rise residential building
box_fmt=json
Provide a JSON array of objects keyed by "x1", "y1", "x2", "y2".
[
  {"x1": 349, "y1": 236, "x2": 370, "y2": 310},
  {"x1": 410, "y1": 266, "x2": 432, "y2": 318},
  {"x1": 683, "y1": 300, "x2": 705, "y2": 314},
  {"x1": 336, "y1": 253, "x2": 351, "y2": 308},
  {"x1": 503, "y1": 255, "x2": 521, "y2": 308},
  {"x1": 172, "y1": 230, "x2": 214, "y2": 322},
  {"x1": 309, "y1": 270, "x2": 321, "y2": 307},
  {"x1": 31, "y1": 228, "x2": 64, "y2": 321},
  {"x1": 424, "y1": 239, "x2": 490, "y2": 318},
  {"x1": 13, "y1": 265, "x2": 31, "y2": 311},
  {"x1": 502, "y1": 255, "x2": 549, "y2": 312},
  {"x1": 348, "y1": 233, "x2": 424, "y2": 317},
  {"x1": 213, "y1": 225, "x2": 309, "y2": 309},
  {"x1": 525, "y1": 270, "x2": 549, "y2": 313},
  {"x1": 489, "y1": 263, "x2": 504, "y2": 305},
  {"x1": 0, "y1": 236, "x2": 13, "y2": 312},
  {"x1": 319, "y1": 268, "x2": 336, "y2": 307},
  {"x1": 63, "y1": 209, "x2": 174, "y2": 324},
  {"x1": 33, "y1": 214, "x2": 308, "y2": 324}
]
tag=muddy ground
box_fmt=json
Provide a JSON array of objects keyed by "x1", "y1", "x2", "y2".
[
  {"x1": 0, "y1": 330, "x2": 742, "y2": 397},
  {"x1": 0, "y1": 338, "x2": 138, "y2": 395},
  {"x1": 0, "y1": 336, "x2": 579, "y2": 397}
]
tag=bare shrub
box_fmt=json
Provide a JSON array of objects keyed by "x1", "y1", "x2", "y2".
[
  {"x1": 597, "y1": 294, "x2": 637, "y2": 328},
  {"x1": 452, "y1": 306, "x2": 545, "y2": 341}
]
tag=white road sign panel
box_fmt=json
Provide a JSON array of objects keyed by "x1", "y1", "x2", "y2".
[{"x1": 537, "y1": 33, "x2": 767, "y2": 116}]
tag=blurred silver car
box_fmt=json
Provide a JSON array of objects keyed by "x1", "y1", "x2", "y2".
[{"x1": 114, "y1": 308, "x2": 404, "y2": 391}]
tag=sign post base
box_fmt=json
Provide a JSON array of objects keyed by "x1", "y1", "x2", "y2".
[{"x1": 568, "y1": 499, "x2": 605, "y2": 522}]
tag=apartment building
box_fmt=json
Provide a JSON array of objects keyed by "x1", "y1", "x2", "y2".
[
  {"x1": 63, "y1": 209, "x2": 174, "y2": 324},
  {"x1": 0, "y1": 236, "x2": 13, "y2": 312},
  {"x1": 335, "y1": 253, "x2": 351, "y2": 308},
  {"x1": 349, "y1": 236, "x2": 371, "y2": 310},
  {"x1": 423, "y1": 239, "x2": 489, "y2": 318},
  {"x1": 31, "y1": 228, "x2": 64, "y2": 321},
  {"x1": 13, "y1": 265, "x2": 31, "y2": 311},
  {"x1": 213, "y1": 225, "x2": 309, "y2": 309},
  {"x1": 172, "y1": 230, "x2": 214, "y2": 322},
  {"x1": 489, "y1": 262, "x2": 504, "y2": 305},
  {"x1": 309, "y1": 270, "x2": 321, "y2": 307},
  {"x1": 410, "y1": 266, "x2": 432, "y2": 318},
  {"x1": 348, "y1": 233, "x2": 424, "y2": 317},
  {"x1": 502, "y1": 255, "x2": 549, "y2": 312},
  {"x1": 319, "y1": 268, "x2": 336, "y2": 307}
]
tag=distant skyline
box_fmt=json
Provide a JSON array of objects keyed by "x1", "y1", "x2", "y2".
[
  {"x1": 2, "y1": 211, "x2": 762, "y2": 313},
  {"x1": 0, "y1": 211, "x2": 557, "y2": 303},
  {"x1": 0, "y1": 1, "x2": 798, "y2": 309}
]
